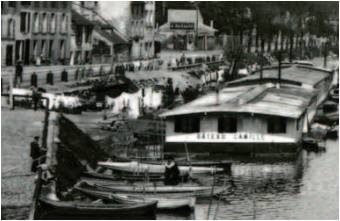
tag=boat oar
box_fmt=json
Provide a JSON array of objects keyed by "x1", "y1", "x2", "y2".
[
  {"x1": 184, "y1": 143, "x2": 193, "y2": 180},
  {"x1": 206, "y1": 167, "x2": 217, "y2": 220}
]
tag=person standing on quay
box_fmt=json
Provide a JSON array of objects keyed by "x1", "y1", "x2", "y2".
[
  {"x1": 30, "y1": 136, "x2": 46, "y2": 172},
  {"x1": 14, "y1": 61, "x2": 23, "y2": 87},
  {"x1": 31, "y1": 86, "x2": 41, "y2": 111}
]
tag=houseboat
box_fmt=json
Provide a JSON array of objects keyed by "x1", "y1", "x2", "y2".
[{"x1": 160, "y1": 83, "x2": 316, "y2": 155}]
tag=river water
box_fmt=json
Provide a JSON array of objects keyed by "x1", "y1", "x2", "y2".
[{"x1": 158, "y1": 139, "x2": 339, "y2": 220}]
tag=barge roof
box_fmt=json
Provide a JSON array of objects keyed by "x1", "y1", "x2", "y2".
[
  {"x1": 160, "y1": 83, "x2": 316, "y2": 119},
  {"x1": 227, "y1": 64, "x2": 332, "y2": 88}
]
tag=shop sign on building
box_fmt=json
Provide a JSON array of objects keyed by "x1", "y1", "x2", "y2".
[{"x1": 170, "y1": 22, "x2": 194, "y2": 30}]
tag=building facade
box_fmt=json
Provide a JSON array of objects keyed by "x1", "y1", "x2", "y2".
[
  {"x1": 1, "y1": 1, "x2": 72, "y2": 66},
  {"x1": 155, "y1": 2, "x2": 217, "y2": 51},
  {"x1": 72, "y1": 1, "x2": 130, "y2": 64},
  {"x1": 130, "y1": 1, "x2": 155, "y2": 60}
]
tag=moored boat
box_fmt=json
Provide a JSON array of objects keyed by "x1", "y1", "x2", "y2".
[
  {"x1": 98, "y1": 161, "x2": 224, "y2": 175},
  {"x1": 159, "y1": 64, "x2": 335, "y2": 155},
  {"x1": 83, "y1": 171, "x2": 165, "y2": 182},
  {"x1": 75, "y1": 186, "x2": 196, "y2": 210},
  {"x1": 35, "y1": 196, "x2": 158, "y2": 220},
  {"x1": 90, "y1": 182, "x2": 226, "y2": 197}
]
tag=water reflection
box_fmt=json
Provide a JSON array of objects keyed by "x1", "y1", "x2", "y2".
[{"x1": 157, "y1": 139, "x2": 338, "y2": 220}]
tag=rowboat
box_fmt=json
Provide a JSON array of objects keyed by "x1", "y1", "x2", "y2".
[
  {"x1": 83, "y1": 171, "x2": 164, "y2": 182},
  {"x1": 76, "y1": 186, "x2": 196, "y2": 210},
  {"x1": 35, "y1": 196, "x2": 157, "y2": 219},
  {"x1": 90, "y1": 182, "x2": 226, "y2": 197},
  {"x1": 98, "y1": 161, "x2": 224, "y2": 175}
]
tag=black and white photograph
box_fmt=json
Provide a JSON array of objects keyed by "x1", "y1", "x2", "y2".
[{"x1": 1, "y1": 1, "x2": 339, "y2": 220}]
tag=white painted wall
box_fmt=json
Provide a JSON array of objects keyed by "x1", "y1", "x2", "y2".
[{"x1": 165, "y1": 114, "x2": 301, "y2": 142}]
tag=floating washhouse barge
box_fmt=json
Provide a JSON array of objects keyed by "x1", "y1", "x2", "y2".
[{"x1": 160, "y1": 64, "x2": 335, "y2": 155}]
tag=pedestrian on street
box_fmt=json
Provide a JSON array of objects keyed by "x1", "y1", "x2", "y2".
[
  {"x1": 31, "y1": 85, "x2": 41, "y2": 111},
  {"x1": 30, "y1": 136, "x2": 46, "y2": 172},
  {"x1": 61, "y1": 69, "x2": 68, "y2": 82},
  {"x1": 14, "y1": 61, "x2": 23, "y2": 87}
]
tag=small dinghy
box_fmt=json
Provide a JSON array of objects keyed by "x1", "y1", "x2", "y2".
[
  {"x1": 98, "y1": 161, "x2": 224, "y2": 175},
  {"x1": 76, "y1": 186, "x2": 196, "y2": 210},
  {"x1": 36, "y1": 196, "x2": 157, "y2": 219},
  {"x1": 83, "y1": 171, "x2": 164, "y2": 182},
  {"x1": 90, "y1": 182, "x2": 226, "y2": 197}
]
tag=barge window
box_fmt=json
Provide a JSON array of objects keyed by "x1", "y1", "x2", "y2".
[
  {"x1": 218, "y1": 117, "x2": 237, "y2": 133},
  {"x1": 267, "y1": 117, "x2": 286, "y2": 133},
  {"x1": 174, "y1": 117, "x2": 200, "y2": 133}
]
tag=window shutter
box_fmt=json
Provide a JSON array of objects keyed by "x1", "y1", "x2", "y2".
[
  {"x1": 58, "y1": 14, "x2": 61, "y2": 33},
  {"x1": 39, "y1": 13, "x2": 42, "y2": 32},
  {"x1": 27, "y1": 13, "x2": 31, "y2": 33},
  {"x1": 47, "y1": 13, "x2": 50, "y2": 33},
  {"x1": 59, "y1": 14, "x2": 62, "y2": 33}
]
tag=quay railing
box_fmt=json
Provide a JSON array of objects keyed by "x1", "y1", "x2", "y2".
[{"x1": 170, "y1": 60, "x2": 225, "y2": 71}]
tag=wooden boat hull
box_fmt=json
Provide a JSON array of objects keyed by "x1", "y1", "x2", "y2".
[
  {"x1": 98, "y1": 161, "x2": 224, "y2": 175},
  {"x1": 76, "y1": 186, "x2": 196, "y2": 210},
  {"x1": 35, "y1": 197, "x2": 157, "y2": 220},
  {"x1": 112, "y1": 193, "x2": 196, "y2": 210},
  {"x1": 91, "y1": 183, "x2": 226, "y2": 197},
  {"x1": 83, "y1": 172, "x2": 164, "y2": 182}
]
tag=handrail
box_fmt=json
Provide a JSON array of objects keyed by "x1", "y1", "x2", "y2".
[{"x1": 171, "y1": 60, "x2": 225, "y2": 71}]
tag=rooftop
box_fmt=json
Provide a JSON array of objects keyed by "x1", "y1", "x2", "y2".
[
  {"x1": 160, "y1": 83, "x2": 316, "y2": 119},
  {"x1": 227, "y1": 64, "x2": 332, "y2": 88}
]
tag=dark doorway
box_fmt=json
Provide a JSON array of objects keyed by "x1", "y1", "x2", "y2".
[
  {"x1": 174, "y1": 35, "x2": 187, "y2": 50},
  {"x1": 154, "y1": 41, "x2": 161, "y2": 55},
  {"x1": 6, "y1": 45, "x2": 13, "y2": 66},
  {"x1": 24, "y1": 39, "x2": 30, "y2": 65}
]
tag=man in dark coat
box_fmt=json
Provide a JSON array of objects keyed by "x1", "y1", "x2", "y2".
[
  {"x1": 31, "y1": 86, "x2": 41, "y2": 111},
  {"x1": 30, "y1": 136, "x2": 45, "y2": 172},
  {"x1": 15, "y1": 61, "x2": 23, "y2": 87},
  {"x1": 164, "y1": 156, "x2": 180, "y2": 185}
]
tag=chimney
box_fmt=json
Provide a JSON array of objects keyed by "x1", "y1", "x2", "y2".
[{"x1": 210, "y1": 20, "x2": 214, "y2": 28}]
